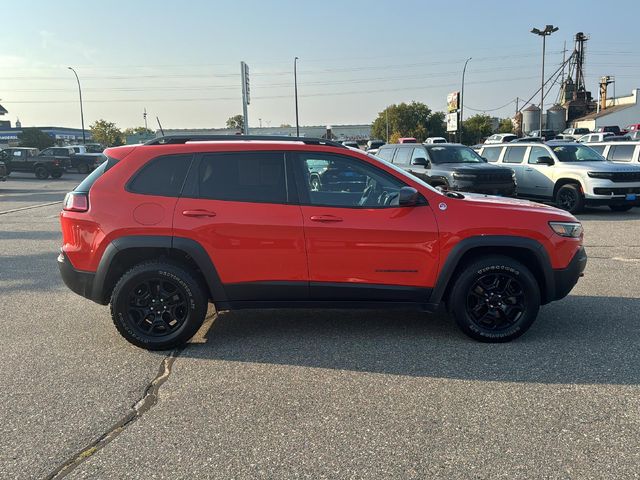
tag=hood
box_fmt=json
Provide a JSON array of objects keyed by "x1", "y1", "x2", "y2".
[
  {"x1": 438, "y1": 163, "x2": 512, "y2": 172},
  {"x1": 558, "y1": 161, "x2": 640, "y2": 173},
  {"x1": 448, "y1": 192, "x2": 576, "y2": 219}
]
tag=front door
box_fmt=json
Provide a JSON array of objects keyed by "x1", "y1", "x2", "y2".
[
  {"x1": 173, "y1": 151, "x2": 308, "y2": 301},
  {"x1": 294, "y1": 151, "x2": 439, "y2": 301},
  {"x1": 525, "y1": 145, "x2": 556, "y2": 198}
]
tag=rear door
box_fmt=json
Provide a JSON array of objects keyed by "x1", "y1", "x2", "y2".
[
  {"x1": 173, "y1": 151, "x2": 308, "y2": 301},
  {"x1": 294, "y1": 151, "x2": 439, "y2": 300}
]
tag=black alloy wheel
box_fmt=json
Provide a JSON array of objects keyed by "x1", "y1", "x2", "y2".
[
  {"x1": 465, "y1": 272, "x2": 525, "y2": 331},
  {"x1": 35, "y1": 166, "x2": 49, "y2": 179},
  {"x1": 555, "y1": 184, "x2": 584, "y2": 214},
  {"x1": 110, "y1": 261, "x2": 208, "y2": 350}
]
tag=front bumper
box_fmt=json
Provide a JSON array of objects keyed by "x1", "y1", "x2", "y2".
[
  {"x1": 58, "y1": 250, "x2": 96, "y2": 300},
  {"x1": 451, "y1": 181, "x2": 517, "y2": 197},
  {"x1": 551, "y1": 246, "x2": 587, "y2": 301}
]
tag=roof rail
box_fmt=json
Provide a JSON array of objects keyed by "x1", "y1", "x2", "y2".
[{"x1": 144, "y1": 135, "x2": 347, "y2": 148}]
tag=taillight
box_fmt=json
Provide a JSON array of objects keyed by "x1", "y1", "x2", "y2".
[{"x1": 63, "y1": 192, "x2": 88, "y2": 212}]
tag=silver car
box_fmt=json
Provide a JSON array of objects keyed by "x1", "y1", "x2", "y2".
[{"x1": 476, "y1": 141, "x2": 640, "y2": 213}]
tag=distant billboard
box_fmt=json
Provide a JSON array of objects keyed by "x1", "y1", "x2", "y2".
[
  {"x1": 446, "y1": 113, "x2": 458, "y2": 132},
  {"x1": 447, "y1": 91, "x2": 460, "y2": 113}
]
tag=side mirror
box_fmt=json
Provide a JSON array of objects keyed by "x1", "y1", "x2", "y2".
[
  {"x1": 398, "y1": 186, "x2": 419, "y2": 206},
  {"x1": 412, "y1": 157, "x2": 430, "y2": 168},
  {"x1": 536, "y1": 156, "x2": 555, "y2": 166}
]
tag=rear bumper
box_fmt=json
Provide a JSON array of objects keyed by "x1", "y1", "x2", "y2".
[
  {"x1": 57, "y1": 250, "x2": 97, "y2": 301},
  {"x1": 551, "y1": 246, "x2": 587, "y2": 301}
]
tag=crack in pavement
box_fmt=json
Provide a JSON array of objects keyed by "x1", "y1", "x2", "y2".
[
  {"x1": 45, "y1": 349, "x2": 183, "y2": 479},
  {"x1": 0, "y1": 202, "x2": 61, "y2": 216}
]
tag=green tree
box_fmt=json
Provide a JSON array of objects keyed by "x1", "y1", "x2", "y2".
[
  {"x1": 462, "y1": 114, "x2": 495, "y2": 145},
  {"x1": 90, "y1": 119, "x2": 124, "y2": 147},
  {"x1": 371, "y1": 102, "x2": 445, "y2": 142},
  {"x1": 123, "y1": 126, "x2": 154, "y2": 137},
  {"x1": 498, "y1": 118, "x2": 514, "y2": 134},
  {"x1": 17, "y1": 128, "x2": 54, "y2": 150},
  {"x1": 226, "y1": 115, "x2": 244, "y2": 130}
]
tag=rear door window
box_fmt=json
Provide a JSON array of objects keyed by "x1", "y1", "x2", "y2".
[
  {"x1": 608, "y1": 145, "x2": 636, "y2": 162},
  {"x1": 393, "y1": 147, "x2": 412, "y2": 165},
  {"x1": 503, "y1": 146, "x2": 527, "y2": 164},
  {"x1": 128, "y1": 154, "x2": 193, "y2": 197},
  {"x1": 589, "y1": 145, "x2": 606, "y2": 155},
  {"x1": 198, "y1": 152, "x2": 287, "y2": 203}
]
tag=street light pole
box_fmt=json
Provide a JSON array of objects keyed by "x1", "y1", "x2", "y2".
[
  {"x1": 68, "y1": 67, "x2": 86, "y2": 144},
  {"x1": 531, "y1": 25, "x2": 559, "y2": 134},
  {"x1": 294, "y1": 57, "x2": 300, "y2": 137},
  {"x1": 460, "y1": 57, "x2": 472, "y2": 144}
]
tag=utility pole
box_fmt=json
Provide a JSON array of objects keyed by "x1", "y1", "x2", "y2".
[
  {"x1": 241, "y1": 61, "x2": 250, "y2": 135},
  {"x1": 143, "y1": 108, "x2": 148, "y2": 130},
  {"x1": 460, "y1": 57, "x2": 472, "y2": 143},
  {"x1": 385, "y1": 109, "x2": 389, "y2": 143},
  {"x1": 67, "y1": 67, "x2": 86, "y2": 144},
  {"x1": 531, "y1": 25, "x2": 559, "y2": 133},
  {"x1": 294, "y1": 57, "x2": 300, "y2": 137}
]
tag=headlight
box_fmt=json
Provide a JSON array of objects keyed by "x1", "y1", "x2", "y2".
[
  {"x1": 587, "y1": 172, "x2": 614, "y2": 179},
  {"x1": 549, "y1": 221, "x2": 583, "y2": 238},
  {"x1": 452, "y1": 172, "x2": 476, "y2": 180}
]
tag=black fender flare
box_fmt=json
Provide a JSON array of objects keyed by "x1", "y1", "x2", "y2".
[
  {"x1": 91, "y1": 235, "x2": 227, "y2": 304},
  {"x1": 428, "y1": 235, "x2": 555, "y2": 305}
]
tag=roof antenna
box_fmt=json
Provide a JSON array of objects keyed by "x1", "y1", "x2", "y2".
[{"x1": 156, "y1": 116, "x2": 165, "y2": 136}]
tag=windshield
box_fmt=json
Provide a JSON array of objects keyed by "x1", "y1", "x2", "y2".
[
  {"x1": 551, "y1": 144, "x2": 605, "y2": 162},
  {"x1": 425, "y1": 145, "x2": 484, "y2": 164}
]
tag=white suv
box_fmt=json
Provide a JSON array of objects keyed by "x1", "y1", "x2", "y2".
[
  {"x1": 476, "y1": 141, "x2": 640, "y2": 213},
  {"x1": 484, "y1": 133, "x2": 518, "y2": 144}
]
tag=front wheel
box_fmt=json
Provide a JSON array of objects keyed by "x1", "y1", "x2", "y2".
[
  {"x1": 35, "y1": 166, "x2": 49, "y2": 179},
  {"x1": 555, "y1": 184, "x2": 585, "y2": 214},
  {"x1": 50, "y1": 170, "x2": 63, "y2": 179},
  {"x1": 609, "y1": 205, "x2": 633, "y2": 212},
  {"x1": 448, "y1": 256, "x2": 541, "y2": 342},
  {"x1": 110, "y1": 261, "x2": 208, "y2": 350}
]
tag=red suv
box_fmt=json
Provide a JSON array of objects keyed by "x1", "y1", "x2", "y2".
[{"x1": 58, "y1": 136, "x2": 587, "y2": 349}]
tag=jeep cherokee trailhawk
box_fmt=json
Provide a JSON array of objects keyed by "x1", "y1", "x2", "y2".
[{"x1": 58, "y1": 136, "x2": 587, "y2": 349}]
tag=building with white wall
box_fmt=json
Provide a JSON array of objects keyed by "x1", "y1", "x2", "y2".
[{"x1": 571, "y1": 89, "x2": 640, "y2": 130}]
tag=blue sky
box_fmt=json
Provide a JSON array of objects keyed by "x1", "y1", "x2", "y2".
[{"x1": 2, "y1": 0, "x2": 639, "y2": 130}]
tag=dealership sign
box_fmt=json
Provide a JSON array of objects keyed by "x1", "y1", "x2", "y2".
[
  {"x1": 446, "y1": 112, "x2": 458, "y2": 132},
  {"x1": 447, "y1": 91, "x2": 460, "y2": 113}
]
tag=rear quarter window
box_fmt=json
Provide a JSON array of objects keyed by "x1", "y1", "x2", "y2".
[
  {"x1": 608, "y1": 145, "x2": 636, "y2": 162},
  {"x1": 127, "y1": 154, "x2": 193, "y2": 196},
  {"x1": 75, "y1": 156, "x2": 121, "y2": 193}
]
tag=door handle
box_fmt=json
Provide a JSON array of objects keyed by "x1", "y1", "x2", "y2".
[
  {"x1": 182, "y1": 209, "x2": 217, "y2": 218},
  {"x1": 310, "y1": 215, "x2": 343, "y2": 222}
]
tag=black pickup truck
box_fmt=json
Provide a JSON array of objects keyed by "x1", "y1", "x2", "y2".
[
  {"x1": 0, "y1": 160, "x2": 7, "y2": 182},
  {"x1": 42, "y1": 146, "x2": 103, "y2": 174},
  {"x1": 0, "y1": 147, "x2": 70, "y2": 179}
]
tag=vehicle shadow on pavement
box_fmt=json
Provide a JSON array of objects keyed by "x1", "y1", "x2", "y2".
[
  {"x1": 183, "y1": 295, "x2": 639, "y2": 386},
  {"x1": 0, "y1": 252, "x2": 63, "y2": 293}
]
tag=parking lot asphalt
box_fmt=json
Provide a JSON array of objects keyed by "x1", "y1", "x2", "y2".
[{"x1": 1, "y1": 173, "x2": 638, "y2": 479}]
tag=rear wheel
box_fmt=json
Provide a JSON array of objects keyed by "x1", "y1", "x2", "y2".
[
  {"x1": 448, "y1": 256, "x2": 541, "y2": 342},
  {"x1": 78, "y1": 163, "x2": 89, "y2": 174},
  {"x1": 35, "y1": 166, "x2": 49, "y2": 179},
  {"x1": 609, "y1": 205, "x2": 633, "y2": 212},
  {"x1": 110, "y1": 261, "x2": 208, "y2": 350},
  {"x1": 555, "y1": 183, "x2": 584, "y2": 214}
]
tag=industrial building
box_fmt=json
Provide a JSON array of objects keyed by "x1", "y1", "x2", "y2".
[{"x1": 570, "y1": 88, "x2": 640, "y2": 131}]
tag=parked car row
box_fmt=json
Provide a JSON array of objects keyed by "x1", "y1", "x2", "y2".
[
  {"x1": 0, "y1": 145, "x2": 105, "y2": 179},
  {"x1": 474, "y1": 141, "x2": 640, "y2": 213}
]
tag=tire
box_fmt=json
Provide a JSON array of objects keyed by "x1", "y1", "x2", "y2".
[
  {"x1": 50, "y1": 170, "x2": 63, "y2": 179},
  {"x1": 448, "y1": 255, "x2": 541, "y2": 343},
  {"x1": 555, "y1": 183, "x2": 585, "y2": 214},
  {"x1": 35, "y1": 166, "x2": 49, "y2": 180},
  {"x1": 78, "y1": 163, "x2": 89, "y2": 174},
  {"x1": 609, "y1": 205, "x2": 633, "y2": 212},
  {"x1": 110, "y1": 261, "x2": 208, "y2": 350}
]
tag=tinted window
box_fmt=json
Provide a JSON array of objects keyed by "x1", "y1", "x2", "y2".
[
  {"x1": 41, "y1": 148, "x2": 53, "y2": 155},
  {"x1": 608, "y1": 145, "x2": 635, "y2": 162},
  {"x1": 377, "y1": 148, "x2": 395, "y2": 161},
  {"x1": 393, "y1": 147, "x2": 412, "y2": 165},
  {"x1": 299, "y1": 153, "x2": 405, "y2": 208},
  {"x1": 528, "y1": 146, "x2": 550, "y2": 164},
  {"x1": 481, "y1": 147, "x2": 502, "y2": 163},
  {"x1": 503, "y1": 146, "x2": 527, "y2": 164},
  {"x1": 198, "y1": 152, "x2": 286, "y2": 203},
  {"x1": 75, "y1": 156, "x2": 120, "y2": 193},
  {"x1": 410, "y1": 147, "x2": 428, "y2": 164},
  {"x1": 128, "y1": 154, "x2": 192, "y2": 197}
]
